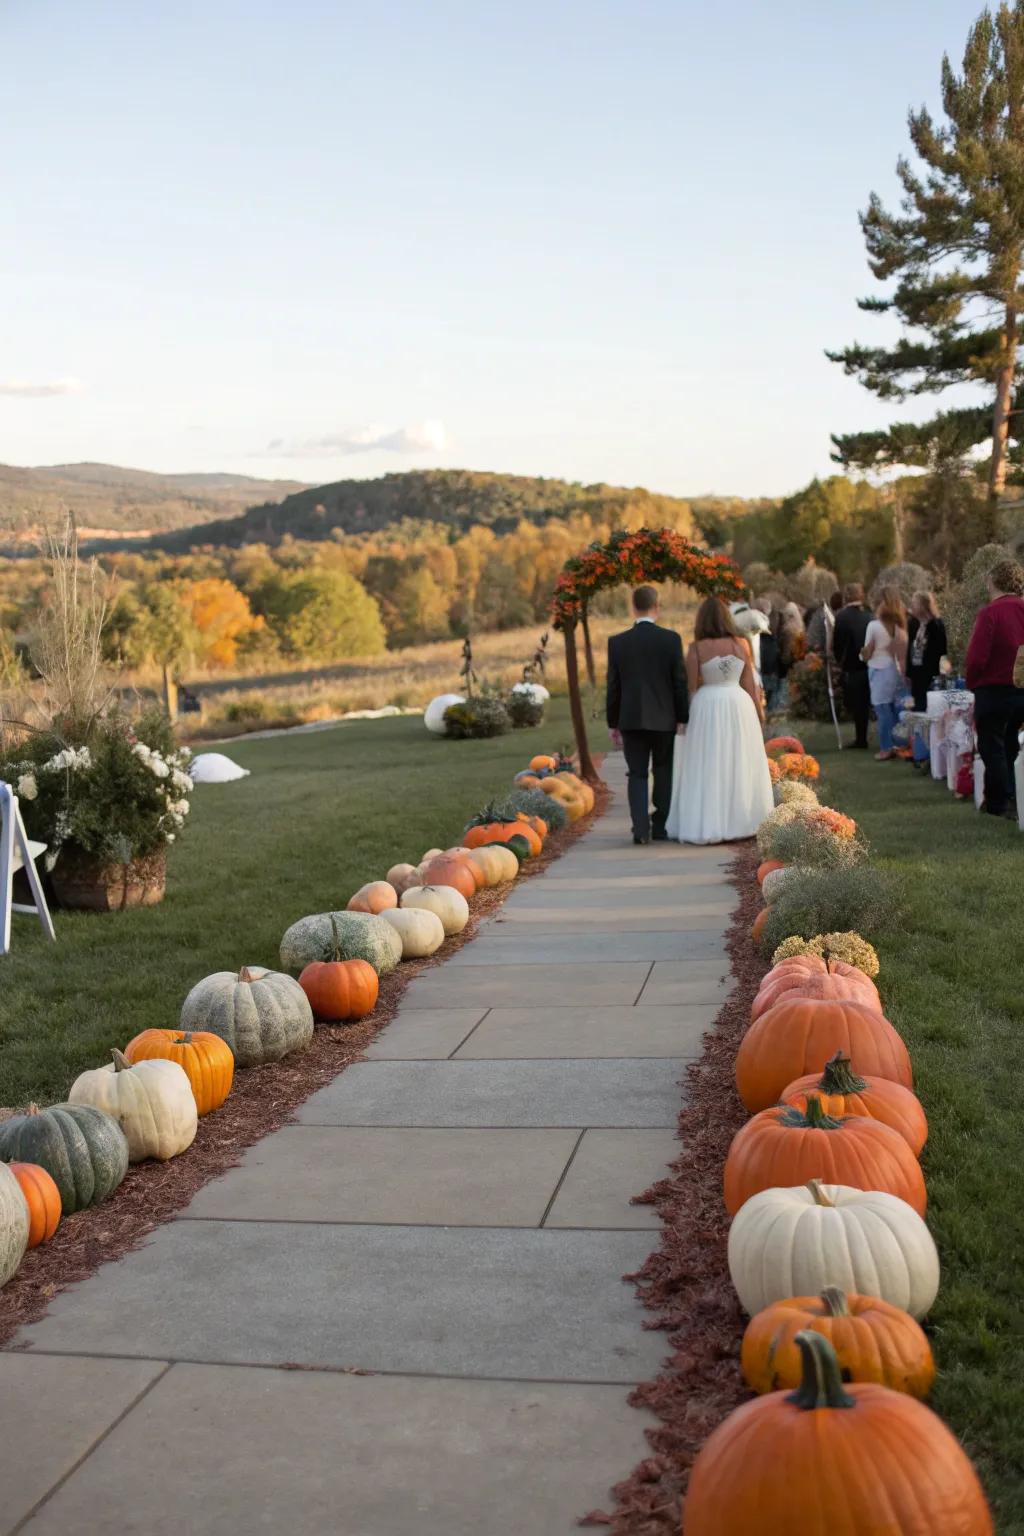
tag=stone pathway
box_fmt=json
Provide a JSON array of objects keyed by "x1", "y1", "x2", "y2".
[{"x1": 0, "y1": 756, "x2": 735, "y2": 1536}]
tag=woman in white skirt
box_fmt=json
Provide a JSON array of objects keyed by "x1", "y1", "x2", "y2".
[{"x1": 666, "y1": 597, "x2": 774, "y2": 844}]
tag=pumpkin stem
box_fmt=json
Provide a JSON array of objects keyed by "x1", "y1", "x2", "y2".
[
  {"x1": 820, "y1": 1286, "x2": 850, "y2": 1318},
  {"x1": 238, "y1": 966, "x2": 257, "y2": 983},
  {"x1": 179, "y1": 1032, "x2": 193, "y2": 1044},
  {"x1": 329, "y1": 914, "x2": 343, "y2": 964},
  {"x1": 111, "y1": 1048, "x2": 132, "y2": 1072},
  {"x1": 27, "y1": 1102, "x2": 41, "y2": 1116},
  {"x1": 819, "y1": 1052, "x2": 868, "y2": 1096},
  {"x1": 787, "y1": 1331, "x2": 855, "y2": 1411},
  {"x1": 779, "y1": 1094, "x2": 843, "y2": 1131},
  {"x1": 806, "y1": 1179, "x2": 835, "y2": 1207}
]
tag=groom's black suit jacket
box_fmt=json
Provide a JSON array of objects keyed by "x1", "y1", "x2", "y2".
[{"x1": 606, "y1": 621, "x2": 689, "y2": 732}]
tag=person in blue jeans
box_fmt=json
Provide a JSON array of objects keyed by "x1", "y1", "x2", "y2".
[{"x1": 862, "y1": 588, "x2": 909, "y2": 760}]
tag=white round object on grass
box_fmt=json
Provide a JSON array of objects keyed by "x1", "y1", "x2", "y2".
[
  {"x1": 189, "y1": 752, "x2": 250, "y2": 783},
  {"x1": 424, "y1": 693, "x2": 465, "y2": 735}
]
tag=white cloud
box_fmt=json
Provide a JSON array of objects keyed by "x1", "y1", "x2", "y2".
[
  {"x1": 267, "y1": 418, "x2": 447, "y2": 458},
  {"x1": 0, "y1": 376, "x2": 82, "y2": 398}
]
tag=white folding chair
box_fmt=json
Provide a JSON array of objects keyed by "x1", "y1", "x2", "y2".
[{"x1": 0, "y1": 782, "x2": 56, "y2": 955}]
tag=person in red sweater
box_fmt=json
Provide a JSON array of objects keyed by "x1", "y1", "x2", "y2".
[{"x1": 965, "y1": 559, "x2": 1024, "y2": 816}]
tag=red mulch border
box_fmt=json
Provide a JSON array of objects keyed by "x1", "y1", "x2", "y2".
[
  {"x1": 0, "y1": 777, "x2": 610, "y2": 1348},
  {"x1": 582, "y1": 842, "x2": 766, "y2": 1533}
]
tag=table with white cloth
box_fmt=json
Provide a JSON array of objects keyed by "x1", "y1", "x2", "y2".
[{"x1": 924, "y1": 689, "x2": 975, "y2": 790}]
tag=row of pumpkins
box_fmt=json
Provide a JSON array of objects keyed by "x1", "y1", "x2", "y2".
[
  {"x1": 0, "y1": 766, "x2": 596, "y2": 1292},
  {"x1": 683, "y1": 800, "x2": 993, "y2": 1530}
]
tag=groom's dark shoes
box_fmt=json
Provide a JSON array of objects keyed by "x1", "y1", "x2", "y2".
[
  {"x1": 632, "y1": 833, "x2": 649, "y2": 845},
  {"x1": 651, "y1": 829, "x2": 669, "y2": 841}
]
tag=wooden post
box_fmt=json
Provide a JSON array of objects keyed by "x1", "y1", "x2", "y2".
[
  {"x1": 162, "y1": 664, "x2": 178, "y2": 719},
  {"x1": 563, "y1": 622, "x2": 599, "y2": 783},
  {"x1": 580, "y1": 603, "x2": 597, "y2": 688}
]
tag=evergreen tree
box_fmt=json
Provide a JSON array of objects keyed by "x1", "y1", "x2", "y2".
[{"x1": 828, "y1": 3, "x2": 1024, "y2": 528}]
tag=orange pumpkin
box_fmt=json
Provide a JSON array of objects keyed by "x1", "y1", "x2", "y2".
[
  {"x1": 767, "y1": 954, "x2": 880, "y2": 999},
  {"x1": 752, "y1": 908, "x2": 769, "y2": 944},
  {"x1": 723, "y1": 1093, "x2": 927, "y2": 1217},
  {"x1": 298, "y1": 957, "x2": 379, "y2": 1021},
  {"x1": 741, "y1": 1287, "x2": 935, "y2": 1398},
  {"x1": 123, "y1": 1027, "x2": 235, "y2": 1115},
  {"x1": 346, "y1": 880, "x2": 399, "y2": 915},
  {"x1": 735, "y1": 997, "x2": 912, "y2": 1113},
  {"x1": 683, "y1": 1333, "x2": 992, "y2": 1535},
  {"x1": 514, "y1": 774, "x2": 543, "y2": 790},
  {"x1": 530, "y1": 754, "x2": 557, "y2": 771},
  {"x1": 779, "y1": 1051, "x2": 928, "y2": 1156},
  {"x1": 464, "y1": 822, "x2": 513, "y2": 849},
  {"x1": 516, "y1": 812, "x2": 548, "y2": 841},
  {"x1": 9, "y1": 1162, "x2": 61, "y2": 1247},
  {"x1": 751, "y1": 969, "x2": 880, "y2": 1024},
  {"x1": 765, "y1": 734, "x2": 805, "y2": 756},
  {"x1": 757, "y1": 859, "x2": 785, "y2": 886},
  {"x1": 419, "y1": 854, "x2": 477, "y2": 901}
]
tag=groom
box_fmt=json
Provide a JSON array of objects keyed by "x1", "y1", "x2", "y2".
[{"x1": 606, "y1": 585, "x2": 689, "y2": 844}]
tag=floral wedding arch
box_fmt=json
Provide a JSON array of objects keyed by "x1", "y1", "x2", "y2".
[{"x1": 551, "y1": 527, "x2": 745, "y2": 782}]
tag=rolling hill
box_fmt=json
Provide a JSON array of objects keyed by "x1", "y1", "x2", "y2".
[{"x1": 0, "y1": 462, "x2": 309, "y2": 540}]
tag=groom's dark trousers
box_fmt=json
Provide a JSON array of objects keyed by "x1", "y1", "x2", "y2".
[{"x1": 606, "y1": 620, "x2": 689, "y2": 841}]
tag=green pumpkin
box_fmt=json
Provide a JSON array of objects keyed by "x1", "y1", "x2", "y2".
[
  {"x1": 180, "y1": 966, "x2": 314, "y2": 1068},
  {"x1": 488, "y1": 833, "x2": 531, "y2": 865},
  {"x1": 279, "y1": 911, "x2": 403, "y2": 976},
  {"x1": 0, "y1": 1103, "x2": 129, "y2": 1214}
]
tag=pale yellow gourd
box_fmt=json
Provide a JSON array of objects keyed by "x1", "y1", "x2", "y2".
[
  {"x1": 386, "y1": 862, "x2": 422, "y2": 895},
  {"x1": 381, "y1": 906, "x2": 446, "y2": 958},
  {"x1": 467, "y1": 845, "x2": 518, "y2": 886},
  {"x1": 69, "y1": 1051, "x2": 198, "y2": 1163},
  {"x1": 401, "y1": 884, "x2": 469, "y2": 935}
]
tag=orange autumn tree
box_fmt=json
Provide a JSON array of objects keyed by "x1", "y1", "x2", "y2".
[{"x1": 178, "y1": 577, "x2": 263, "y2": 668}]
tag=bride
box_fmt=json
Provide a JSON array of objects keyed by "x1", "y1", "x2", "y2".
[{"x1": 666, "y1": 596, "x2": 774, "y2": 844}]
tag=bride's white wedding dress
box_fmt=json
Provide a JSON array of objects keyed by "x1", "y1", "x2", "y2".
[{"x1": 666, "y1": 652, "x2": 774, "y2": 844}]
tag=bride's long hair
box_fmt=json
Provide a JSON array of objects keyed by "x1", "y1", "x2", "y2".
[{"x1": 694, "y1": 596, "x2": 739, "y2": 641}]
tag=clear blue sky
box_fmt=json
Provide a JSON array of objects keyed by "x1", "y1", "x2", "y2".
[{"x1": 0, "y1": 0, "x2": 989, "y2": 497}]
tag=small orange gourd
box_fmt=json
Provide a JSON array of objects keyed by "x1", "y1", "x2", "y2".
[{"x1": 9, "y1": 1162, "x2": 61, "y2": 1247}]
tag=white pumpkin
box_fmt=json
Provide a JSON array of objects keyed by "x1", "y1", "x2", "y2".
[
  {"x1": 424, "y1": 693, "x2": 465, "y2": 734},
  {"x1": 381, "y1": 906, "x2": 446, "y2": 958},
  {"x1": 0, "y1": 1161, "x2": 30, "y2": 1287},
  {"x1": 69, "y1": 1051, "x2": 198, "y2": 1163},
  {"x1": 728, "y1": 1181, "x2": 940, "y2": 1320},
  {"x1": 386, "y1": 862, "x2": 421, "y2": 895},
  {"x1": 468, "y1": 844, "x2": 518, "y2": 886},
  {"x1": 401, "y1": 883, "x2": 470, "y2": 936},
  {"x1": 761, "y1": 865, "x2": 808, "y2": 906},
  {"x1": 420, "y1": 848, "x2": 444, "y2": 866}
]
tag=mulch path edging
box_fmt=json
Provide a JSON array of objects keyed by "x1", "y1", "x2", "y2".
[
  {"x1": 0, "y1": 777, "x2": 609, "y2": 1349},
  {"x1": 583, "y1": 841, "x2": 766, "y2": 1533}
]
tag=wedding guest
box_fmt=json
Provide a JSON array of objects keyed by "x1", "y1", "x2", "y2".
[
  {"x1": 776, "y1": 601, "x2": 806, "y2": 708},
  {"x1": 965, "y1": 559, "x2": 1024, "y2": 817},
  {"x1": 862, "y1": 588, "x2": 908, "y2": 761},
  {"x1": 754, "y1": 597, "x2": 781, "y2": 712},
  {"x1": 832, "y1": 583, "x2": 872, "y2": 748},
  {"x1": 906, "y1": 592, "x2": 948, "y2": 711}
]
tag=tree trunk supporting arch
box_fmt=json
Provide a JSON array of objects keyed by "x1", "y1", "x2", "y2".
[{"x1": 563, "y1": 623, "x2": 599, "y2": 784}]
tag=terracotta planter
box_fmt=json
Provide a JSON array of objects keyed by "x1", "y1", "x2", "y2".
[{"x1": 51, "y1": 848, "x2": 167, "y2": 912}]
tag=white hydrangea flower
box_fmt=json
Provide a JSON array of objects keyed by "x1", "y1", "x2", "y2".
[
  {"x1": 171, "y1": 767, "x2": 193, "y2": 792},
  {"x1": 133, "y1": 742, "x2": 152, "y2": 760},
  {"x1": 165, "y1": 831, "x2": 176, "y2": 843},
  {"x1": 148, "y1": 756, "x2": 170, "y2": 779},
  {"x1": 16, "y1": 772, "x2": 38, "y2": 801},
  {"x1": 43, "y1": 745, "x2": 92, "y2": 773}
]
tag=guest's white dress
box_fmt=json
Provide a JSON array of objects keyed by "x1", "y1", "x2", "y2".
[{"x1": 666, "y1": 652, "x2": 774, "y2": 844}]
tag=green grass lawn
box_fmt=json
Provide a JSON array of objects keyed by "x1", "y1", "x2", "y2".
[
  {"x1": 0, "y1": 701, "x2": 576, "y2": 1107},
  {"x1": 797, "y1": 721, "x2": 1024, "y2": 1533}
]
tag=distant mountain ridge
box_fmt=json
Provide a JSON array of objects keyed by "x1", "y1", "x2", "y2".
[
  {"x1": 0, "y1": 461, "x2": 309, "y2": 538},
  {"x1": 152, "y1": 468, "x2": 707, "y2": 550}
]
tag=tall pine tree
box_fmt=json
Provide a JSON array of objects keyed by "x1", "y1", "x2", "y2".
[{"x1": 828, "y1": 4, "x2": 1024, "y2": 533}]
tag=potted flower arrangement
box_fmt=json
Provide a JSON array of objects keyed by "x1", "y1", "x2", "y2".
[
  {"x1": 2, "y1": 710, "x2": 193, "y2": 910},
  {"x1": 0, "y1": 518, "x2": 193, "y2": 911}
]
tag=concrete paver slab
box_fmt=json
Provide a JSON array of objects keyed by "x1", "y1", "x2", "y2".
[
  {"x1": 638, "y1": 960, "x2": 732, "y2": 1005},
  {"x1": 486, "y1": 909, "x2": 730, "y2": 932},
  {"x1": 183, "y1": 1125, "x2": 579, "y2": 1225},
  {"x1": 400, "y1": 962, "x2": 652, "y2": 1007},
  {"x1": 17, "y1": 1364, "x2": 653, "y2": 1536},
  {"x1": 545, "y1": 1129, "x2": 678, "y2": 1229},
  {"x1": 363, "y1": 1007, "x2": 487, "y2": 1059},
  {"x1": 444, "y1": 931, "x2": 726, "y2": 965},
  {"x1": 453, "y1": 1005, "x2": 715, "y2": 1059},
  {"x1": 0, "y1": 1354, "x2": 167, "y2": 1536},
  {"x1": 16, "y1": 1222, "x2": 663, "y2": 1382},
  {"x1": 295, "y1": 1058, "x2": 683, "y2": 1127},
  {"x1": 499, "y1": 882, "x2": 731, "y2": 908}
]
